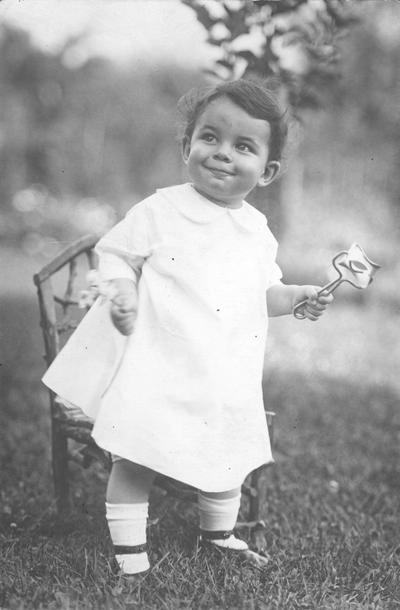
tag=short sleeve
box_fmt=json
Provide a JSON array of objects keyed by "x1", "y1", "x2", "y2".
[
  {"x1": 267, "y1": 261, "x2": 283, "y2": 289},
  {"x1": 95, "y1": 200, "x2": 152, "y2": 282},
  {"x1": 261, "y1": 217, "x2": 282, "y2": 289}
]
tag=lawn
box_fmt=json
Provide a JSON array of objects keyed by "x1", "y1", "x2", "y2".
[{"x1": 1, "y1": 277, "x2": 399, "y2": 608}]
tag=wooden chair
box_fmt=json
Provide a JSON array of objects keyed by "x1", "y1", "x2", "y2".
[{"x1": 34, "y1": 234, "x2": 275, "y2": 549}]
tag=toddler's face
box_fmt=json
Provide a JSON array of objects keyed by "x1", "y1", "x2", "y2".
[{"x1": 183, "y1": 96, "x2": 279, "y2": 208}]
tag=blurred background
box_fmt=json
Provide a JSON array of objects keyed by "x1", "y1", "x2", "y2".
[{"x1": 1, "y1": 0, "x2": 399, "y2": 441}]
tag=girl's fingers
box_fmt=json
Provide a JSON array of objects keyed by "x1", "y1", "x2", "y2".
[
  {"x1": 309, "y1": 303, "x2": 326, "y2": 312},
  {"x1": 304, "y1": 302, "x2": 326, "y2": 319},
  {"x1": 111, "y1": 298, "x2": 137, "y2": 316},
  {"x1": 305, "y1": 311, "x2": 320, "y2": 321},
  {"x1": 118, "y1": 324, "x2": 134, "y2": 336},
  {"x1": 112, "y1": 292, "x2": 137, "y2": 312},
  {"x1": 113, "y1": 314, "x2": 135, "y2": 328},
  {"x1": 110, "y1": 302, "x2": 136, "y2": 335},
  {"x1": 299, "y1": 287, "x2": 333, "y2": 321},
  {"x1": 113, "y1": 309, "x2": 134, "y2": 319},
  {"x1": 317, "y1": 293, "x2": 334, "y2": 305},
  {"x1": 113, "y1": 303, "x2": 135, "y2": 314},
  {"x1": 114, "y1": 318, "x2": 135, "y2": 335}
]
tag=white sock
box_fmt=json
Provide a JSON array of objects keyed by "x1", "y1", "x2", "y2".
[
  {"x1": 198, "y1": 493, "x2": 248, "y2": 551},
  {"x1": 106, "y1": 502, "x2": 150, "y2": 574}
]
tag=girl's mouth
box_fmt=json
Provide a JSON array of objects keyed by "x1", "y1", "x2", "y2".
[{"x1": 206, "y1": 166, "x2": 234, "y2": 177}]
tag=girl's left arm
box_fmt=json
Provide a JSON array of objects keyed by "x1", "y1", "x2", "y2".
[{"x1": 267, "y1": 283, "x2": 333, "y2": 321}]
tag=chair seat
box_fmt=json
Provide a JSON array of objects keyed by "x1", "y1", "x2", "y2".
[
  {"x1": 54, "y1": 396, "x2": 94, "y2": 427},
  {"x1": 54, "y1": 398, "x2": 96, "y2": 447}
]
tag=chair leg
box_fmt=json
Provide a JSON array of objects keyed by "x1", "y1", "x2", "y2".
[{"x1": 51, "y1": 420, "x2": 70, "y2": 514}]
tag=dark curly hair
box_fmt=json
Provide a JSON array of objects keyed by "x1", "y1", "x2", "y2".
[{"x1": 177, "y1": 79, "x2": 288, "y2": 163}]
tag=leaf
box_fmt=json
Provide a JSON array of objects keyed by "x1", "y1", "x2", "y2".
[
  {"x1": 183, "y1": 1, "x2": 219, "y2": 31},
  {"x1": 236, "y1": 50, "x2": 258, "y2": 63},
  {"x1": 216, "y1": 58, "x2": 236, "y2": 70},
  {"x1": 223, "y1": 5, "x2": 250, "y2": 40},
  {"x1": 207, "y1": 35, "x2": 229, "y2": 47},
  {"x1": 324, "y1": 0, "x2": 359, "y2": 27}
]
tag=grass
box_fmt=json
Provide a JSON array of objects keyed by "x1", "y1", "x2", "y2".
[{"x1": 1, "y1": 290, "x2": 400, "y2": 609}]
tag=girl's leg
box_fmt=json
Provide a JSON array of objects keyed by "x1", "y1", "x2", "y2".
[
  {"x1": 106, "y1": 459, "x2": 156, "y2": 574},
  {"x1": 106, "y1": 458, "x2": 155, "y2": 503},
  {"x1": 198, "y1": 487, "x2": 248, "y2": 551}
]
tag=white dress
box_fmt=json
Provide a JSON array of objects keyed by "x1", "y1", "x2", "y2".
[{"x1": 43, "y1": 184, "x2": 282, "y2": 492}]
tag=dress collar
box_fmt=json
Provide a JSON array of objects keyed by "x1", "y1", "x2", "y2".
[{"x1": 157, "y1": 183, "x2": 263, "y2": 233}]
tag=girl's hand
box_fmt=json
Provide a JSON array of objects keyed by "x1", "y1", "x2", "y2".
[
  {"x1": 293, "y1": 285, "x2": 333, "y2": 321},
  {"x1": 110, "y1": 291, "x2": 138, "y2": 336}
]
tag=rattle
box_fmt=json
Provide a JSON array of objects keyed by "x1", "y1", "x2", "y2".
[{"x1": 293, "y1": 243, "x2": 381, "y2": 320}]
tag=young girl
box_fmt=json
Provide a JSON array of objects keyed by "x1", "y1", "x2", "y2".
[{"x1": 43, "y1": 79, "x2": 332, "y2": 575}]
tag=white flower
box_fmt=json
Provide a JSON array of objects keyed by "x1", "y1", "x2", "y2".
[{"x1": 78, "y1": 270, "x2": 117, "y2": 308}]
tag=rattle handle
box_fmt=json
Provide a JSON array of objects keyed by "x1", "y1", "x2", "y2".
[{"x1": 292, "y1": 278, "x2": 342, "y2": 320}]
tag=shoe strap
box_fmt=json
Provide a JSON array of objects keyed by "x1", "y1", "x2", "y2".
[
  {"x1": 200, "y1": 529, "x2": 233, "y2": 540},
  {"x1": 114, "y1": 543, "x2": 147, "y2": 555}
]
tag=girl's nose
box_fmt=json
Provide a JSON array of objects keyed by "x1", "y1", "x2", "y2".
[{"x1": 213, "y1": 144, "x2": 232, "y2": 162}]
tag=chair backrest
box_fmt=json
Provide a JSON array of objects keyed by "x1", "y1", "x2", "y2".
[{"x1": 33, "y1": 234, "x2": 99, "y2": 367}]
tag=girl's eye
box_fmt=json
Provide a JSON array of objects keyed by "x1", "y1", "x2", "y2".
[
  {"x1": 237, "y1": 143, "x2": 253, "y2": 153},
  {"x1": 201, "y1": 133, "x2": 215, "y2": 143}
]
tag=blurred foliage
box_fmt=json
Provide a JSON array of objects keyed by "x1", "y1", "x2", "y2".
[
  {"x1": 182, "y1": 0, "x2": 365, "y2": 110},
  {"x1": 0, "y1": 24, "x2": 200, "y2": 251}
]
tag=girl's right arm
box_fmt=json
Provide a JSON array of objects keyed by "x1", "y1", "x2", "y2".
[{"x1": 95, "y1": 199, "x2": 153, "y2": 336}]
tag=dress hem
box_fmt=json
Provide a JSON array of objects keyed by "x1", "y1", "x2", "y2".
[{"x1": 92, "y1": 432, "x2": 274, "y2": 493}]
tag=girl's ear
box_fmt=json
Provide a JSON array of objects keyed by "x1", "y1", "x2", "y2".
[
  {"x1": 258, "y1": 161, "x2": 280, "y2": 188},
  {"x1": 182, "y1": 137, "x2": 191, "y2": 164}
]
